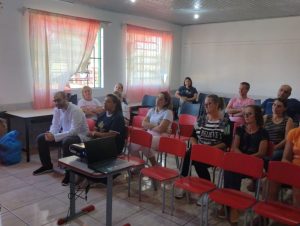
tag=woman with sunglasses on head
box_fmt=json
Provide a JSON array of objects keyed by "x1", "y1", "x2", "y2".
[
  {"x1": 263, "y1": 98, "x2": 293, "y2": 166},
  {"x1": 222, "y1": 105, "x2": 269, "y2": 225},
  {"x1": 129, "y1": 91, "x2": 173, "y2": 166},
  {"x1": 175, "y1": 94, "x2": 232, "y2": 199}
]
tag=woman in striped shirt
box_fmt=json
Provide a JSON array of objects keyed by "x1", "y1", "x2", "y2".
[{"x1": 263, "y1": 98, "x2": 294, "y2": 166}]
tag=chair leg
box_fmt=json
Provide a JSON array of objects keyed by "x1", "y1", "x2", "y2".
[
  {"x1": 127, "y1": 169, "x2": 131, "y2": 197},
  {"x1": 162, "y1": 183, "x2": 166, "y2": 213},
  {"x1": 138, "y1": 172, "x2": 142, "y2": 201},
  {"x1": 171, "y1": 185, "x2": 175, "y2": 216}
]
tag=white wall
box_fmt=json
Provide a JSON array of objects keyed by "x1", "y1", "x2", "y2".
[
  {"x1": 0, "y1": 0, "x2": 182, "y2": 109},
  {"x1": 181, "y1": 17, "x2": 300, "y2": 100}
]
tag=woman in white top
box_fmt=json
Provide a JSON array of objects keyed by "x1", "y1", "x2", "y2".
[
  {"x1": 78, "y1": 86, "x2": 103, "y2": 120},
  {"x1": 130, "y1": 91, "x2": 173, "y2": 166}
]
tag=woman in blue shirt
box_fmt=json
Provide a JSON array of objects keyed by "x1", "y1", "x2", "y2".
[{"x1": 175, "y1": 77, "x2": 198, "y2": 104}]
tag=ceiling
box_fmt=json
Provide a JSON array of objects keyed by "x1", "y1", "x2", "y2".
[{"x1": 57, "y1": 0, "x2": 300, "y2": 26}]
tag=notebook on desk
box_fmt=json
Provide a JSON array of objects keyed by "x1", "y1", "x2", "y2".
[{"x1": 84, "y1": 136, "x2": 132, "y2": 174}]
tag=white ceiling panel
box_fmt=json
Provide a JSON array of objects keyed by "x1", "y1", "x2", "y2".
[{"x1": 56, "y1": 0, "x2": 300, "y2": 25}]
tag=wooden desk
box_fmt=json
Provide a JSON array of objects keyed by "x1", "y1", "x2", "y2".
[
  {"x1": 58, "y1": 156, "x2": 134, "y2": 226},
  {"x1": 4, "y1": 109, "x2": 53, "y2": 162}
]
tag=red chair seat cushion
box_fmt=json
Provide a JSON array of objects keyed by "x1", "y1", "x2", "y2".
[
  {"x1": 141, "y1": 166, "x2": 179, "y2": 181},
  {"x1": 209, "y1": 188, "x2": 256, "y2": 210},
  {"x1": 253, "y1": 201, "x2": 300, "y2": 225},
  {"x1": 174, "y1": 176, "x2": 216, "y2": 195}
]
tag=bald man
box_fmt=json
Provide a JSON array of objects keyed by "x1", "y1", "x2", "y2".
[{"x1": 262, "y1": 85, "x2": 300, "y2": 125}]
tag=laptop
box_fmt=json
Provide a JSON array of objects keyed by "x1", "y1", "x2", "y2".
[{"x1": 83, "y1": 136, "x2": 132, "y2": 174}]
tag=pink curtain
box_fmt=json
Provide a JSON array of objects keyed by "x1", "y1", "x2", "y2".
[
  {"x1": 125, "y1": 24, "x2": 173, "y2": 103},
  {"x1": 29, "y1": 10, "x2": 100, "y2": 109}
]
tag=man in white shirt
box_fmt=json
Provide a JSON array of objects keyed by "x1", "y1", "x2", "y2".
[{"x1": 33, "y1": 91, "x2": 89, "y2": 185}]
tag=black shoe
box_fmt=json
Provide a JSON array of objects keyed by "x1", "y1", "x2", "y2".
[
  {"x1": 61, "y1": 172, "x2": 70, "y2": 186},
  {"x1": 33, "y1": 166, "x2": 53, "y2": 176}
]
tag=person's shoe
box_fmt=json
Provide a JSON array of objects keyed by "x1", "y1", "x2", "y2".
[
  {"x1": 33, "y1": 166, "x2": 53, "y2": 176},
  {"x1": 61, "y1": 172, "x2": 70, "y2": 186},
  {"x1": 216, "y1": 206, "x2": 227, "y2": 219},
  {"x1": 175, "y1": 188, "x2": 185, "y2": 199},
  {"x1": 229, "y1": 208, "x2": 239, "y2": 224}
]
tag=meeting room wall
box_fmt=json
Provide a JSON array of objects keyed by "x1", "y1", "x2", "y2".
[
  {"x1": 181, "y1": 17, "x2": 300, "y2": 100},
  {"x1": 0, "y1": 0, "x2": 182, "y2": 109}
]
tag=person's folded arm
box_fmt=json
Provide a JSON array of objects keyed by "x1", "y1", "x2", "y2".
[{"x1": 152, "y1": 119, "x2": 171, "y2": 134}]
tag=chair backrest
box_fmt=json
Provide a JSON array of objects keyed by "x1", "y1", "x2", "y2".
[
  {"x1": 86, "y1": 118, "x2": 96, "y2": 131},
  {"x1": 130, "y1": 128, "x2": 152, "y2": 148},
  {"x1": 132, "y1": 115, "x2": 144, "y2": 128},
  {"x1": 197, "y1": 93, "x2": 208, "y2": 105},
  {"x1": 67, "y1": 94, "x2": 78, "y2": 105},
  {"x1": 268, "y1": 161, "x2": 300, "y2": 189},
  {"x1": 158, "y1": 137, "x2": 186, "y2": 158},
  {"x1": 138, "y1": 107, "x2": 149, "y2": 116},
  {"x1": 255, "y1": 99, "x2": 261, "y2": 105},
  {"x1": 180, "y1": 102, "x2": 200, "y2": 117},
  {"x1": 171, "y1": 121, "x2": 178, "y2": 137},
  {"x1": 141, "y1": 95, "x2": 156, "y2": 107},
  {"x1": 222, "y1": 97, "x2": 230, "y2": 108},
  {"x1": 178, "y1": 124, "x2": 194, "y2": 138},
  {"x1": 190, "y1": 144, "x2": 224, "y2": 167},
  {"x1": 178, "y1": 114, "x2": 197, "y2": 125},
  {"x1": 222, "y1": 152, "x2": 264, "y2": 179}
]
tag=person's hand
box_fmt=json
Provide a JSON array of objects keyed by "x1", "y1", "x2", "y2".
[{"x1": 45, "y1": 132, "x2": 55, "y2": 141}]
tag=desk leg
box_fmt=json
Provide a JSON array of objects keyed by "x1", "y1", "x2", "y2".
[
  {"x1": 69, "y1": 171, "x2": 76, "y2": 216},
  {"x1": 57, "y1": 171, "x2": 95, "y2": 225},
  {"x1": 106, "y1": 174, "x2": 113, "y2": 226},
  {"x1": 24, "y1": 119, "x2": 30, "y2": 162}
]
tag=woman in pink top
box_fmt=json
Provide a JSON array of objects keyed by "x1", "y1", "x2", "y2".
[{"x1": 226, "y1": 82, "x2": 255, "y2": 124}]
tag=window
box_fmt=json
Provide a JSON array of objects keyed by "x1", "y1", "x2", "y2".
[
  {"x1": 126, "y1": 24, "x2": 173, "y2": 102},
  {"x1": 69, "y1": 27, "x2": 104, "y2": 89}
]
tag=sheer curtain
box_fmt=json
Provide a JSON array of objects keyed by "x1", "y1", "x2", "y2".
[
  {"x1": 125, "y1": 24, "x2": 173, "y2": 103},
  {"x1": 29, "y1": 10, "x2": 100, "y2": 109}
]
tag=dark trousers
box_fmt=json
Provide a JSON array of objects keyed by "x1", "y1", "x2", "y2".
[
  {"x1": 263, "y1": 149, "x2": 283, "y2": 170},
  {"x1": 37, "y1": 133, "x2": 81, "y2": 168},
  {"x1": 224, "y1": 170, "x2": 246, "y2": 190},
  {"x1": 181, "y1": 149, "x2": 211, "y2": 181}
]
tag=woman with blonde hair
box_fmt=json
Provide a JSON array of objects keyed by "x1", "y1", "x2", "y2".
[
  {"x1": 129, "y1": 91, "x2": 173, "y2": 166},
  {"x1": 78, "y1": 86, "x2": 103, "y2": 120}
]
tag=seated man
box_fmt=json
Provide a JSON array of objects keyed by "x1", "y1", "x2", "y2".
[
  {"x1": 262, "y1": 84, "x2": 300, "y2": 126},
  {"x1": 33, "y1": 91, "x2": 89, "y2": 186},
  {"x1": 226, "y1": 82, "x2": 255, "y2": 123}
]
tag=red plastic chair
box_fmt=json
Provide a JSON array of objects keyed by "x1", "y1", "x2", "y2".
[
  {"x1": 171, "y1": 144, "x2": 224, "y2": 225},
  {"x1": 86, "y1": 118, "x2": 96, "y2": 131},
  {"x1": 132, "y1": 115, "x2": 145, "y2": 129},
  {"x1": 138, "y1": 137, "x2": 186, "y2": 212},
  {"x1": 170, "y1": 121, "x2": 178, "y2": 137},
  {"x1": 119, "y1": 128, "x2": 152, "y2": 197},
  {"x1": 253, "y1": 161, "x2": 300, "y2": 225},
  {"x1": 208, "y1": 152, "x2": 264, "y2": 225},
  {"x1": 178, "y1": 114, "x2": 197, "y2": 125},
  {"x1": 138, "y1": 107, "x2": 149, "y2": 116},
  {"x1": 177, "y1": 114, "x2": 197, "y2": 142}
]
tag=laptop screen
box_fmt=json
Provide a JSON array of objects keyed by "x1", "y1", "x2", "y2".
[{"x1": 84, "y1": 136, "x2": 118, "y2": 165}]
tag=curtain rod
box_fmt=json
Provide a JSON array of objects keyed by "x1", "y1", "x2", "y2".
[{"x1": 23, "y1": 7, "x2": 112, "y2": 25}]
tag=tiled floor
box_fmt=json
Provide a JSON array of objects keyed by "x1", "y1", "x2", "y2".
[{"x1": 0, "y1": 150, "x2": 285, "y2": 226}]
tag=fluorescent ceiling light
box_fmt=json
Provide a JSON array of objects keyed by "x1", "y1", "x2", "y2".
[{"x1": 130, "y1": 0, "x2": 136, "y2": 3}]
